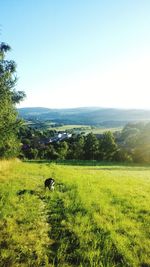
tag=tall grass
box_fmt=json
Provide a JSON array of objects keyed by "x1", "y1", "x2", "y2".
[{"x1": 0, "y1": 160, "x2": 150, "y2": 266}]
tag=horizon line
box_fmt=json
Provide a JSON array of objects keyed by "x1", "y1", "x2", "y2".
[{"x1": 17, "y1": 105, "x2": 150, "y2": 111}]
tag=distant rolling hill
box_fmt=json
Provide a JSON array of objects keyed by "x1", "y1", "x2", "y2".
[{"x1": 18, "y1": 107, "x2": 150, "y2": 127}]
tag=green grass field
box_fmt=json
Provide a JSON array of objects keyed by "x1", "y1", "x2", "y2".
[
  {"x1": 0, "y1": 160, "x2": 150, "y2": 267},
  {"x1": 47, "y1": 124, "x2": 122, "y2": 134}
]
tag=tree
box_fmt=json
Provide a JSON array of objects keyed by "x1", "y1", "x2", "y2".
[
  {"x1": 99, "y1": 131, "x2": 118, "y2": 161},
  {"x1": 83, "y1": 133, "x2": 99, "y2": 160},
  {"x1": 0, "y1": 42, "x2": 25, "y2": 158},
  {"x1": 120, "y1": 124, "x2": 140, "y2": 149},
  {"x1": 132, "y1": 123, "x2": 150, "y2": 163},
  {"x1": 67, "y1": 135, "x2": 85, "y2": 160},
  {"x1": 44, "y1": 144, "x2": 59, "y2": 160},
  {"x1": 56, "y1": 141, "x2": 69, "y2": 160}
]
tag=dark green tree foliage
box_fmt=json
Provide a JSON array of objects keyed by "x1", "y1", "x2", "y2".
[
  {"x1": 18, "y1": 122, "x2": 150, "y2": 163},
  {"x1": 116, "y1": 122, "x2": 150, "y2": 163},
  {"x1": 67, "y1": 135, "x2": 84, "y2": 159},
  {"x1": 56, "y1": 141, "x2": 69, "y2": 160},
  {"x1": 132, "y1": 123, "x2": 150, "y2": 163},
  {"x1": 99, "y1": 131, "x2": 118, "y2": 160},
  {"x1": 0, "y1": 43, "x2": 25, "y2": 158},
  {"x1": 84, "y1": 133, "x2": 99, "y2": 160}
]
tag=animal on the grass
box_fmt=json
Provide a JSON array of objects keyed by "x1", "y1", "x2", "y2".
[{"x1": 44, "y1": 178, "x2": 55, "y2": 191}]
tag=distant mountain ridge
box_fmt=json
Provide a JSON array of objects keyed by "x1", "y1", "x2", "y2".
[{"x1": 18, "y1": 107, "x2": 150, "y2": 126}]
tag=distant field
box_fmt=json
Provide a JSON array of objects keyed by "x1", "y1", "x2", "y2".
[
  {"x1": 25, "y1": 121, "x2": 122, "y2": 133},
  {"x1": 48, "y1": 124, "x2": 92, "y2": 131},
  {"x1": 47, "y1": 124, "x2": 122, "y2": 134},
  {"x1": 0, "y1": 160, "x2": 150, "y2": 266}
]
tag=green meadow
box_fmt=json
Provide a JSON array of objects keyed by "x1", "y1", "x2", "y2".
[
  {"x1": 47, "y1": 124, "x2": 122, "y2": 134},
  {"x1": 0, "y1": 160, "x2": 150, "y2": 267}
]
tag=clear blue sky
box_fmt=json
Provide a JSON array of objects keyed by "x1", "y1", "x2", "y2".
[{"x1": 1, "y1": 0, "x2": 150, "y2": 109}]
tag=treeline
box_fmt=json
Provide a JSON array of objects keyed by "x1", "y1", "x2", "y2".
[
  {"x1": 18, "y1": 126, "x2": 119, "y2": 160},
  {"x1": 19, "y1": 122, "x2": 150, "y2": 163}
]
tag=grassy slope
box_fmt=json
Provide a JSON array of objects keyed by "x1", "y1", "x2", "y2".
[{"x1": 0, "y1": 160, "x2": 150, "y2": 266}]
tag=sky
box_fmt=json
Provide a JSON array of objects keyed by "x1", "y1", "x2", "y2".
[{"x1": 1, "y1": 0, "x2": 150, "y2": 109}]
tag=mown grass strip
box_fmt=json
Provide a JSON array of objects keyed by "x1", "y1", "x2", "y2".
[{"x1": 45, "y1": 182, "x2": 128, "y2": 267}]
